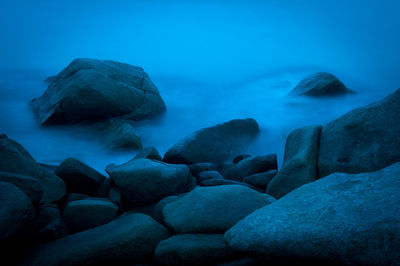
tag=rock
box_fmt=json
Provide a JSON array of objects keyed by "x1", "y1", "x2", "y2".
[
  {"x1": 318, "y1": 88, "x2": 400, "y2": 177},
  {"x1": 243, "y1": 170, "x2": 277, "y2": 189},
  {"x1": 155, "y1": 234, "x2": 234, "y2": 265},
  {"x1": 225, "y1": 163, "x2": 400, "y2": 265},
  {"x1": 109, "y1": 158, "x2": 196, "y2": 204},
  {"x1": 163, "y1": 118, "x2": 260, "y2": 164},
  {"x1": 134, "y1": 146, "x2": 162, "y2": 161},
  {"x1": 55, "y1": 158, "x2": 106, "y2": 195},
  {"x1": 108, "y1": 187, "x2": 122, "y2": 206},
  {"x1": 63, "y1": 198, "x2": 119, "y2": 233},
  {"x1": 31, "y1": 58, "x2": 166, "y2": 125},
  {"x1": 267, "y1": 125, "x2": 322, "y2": 198},
  {"x1": 232, "y1": 154, "x2": 251, "y2": 165},
  {"x1": 153, "y1": 195, "x2": 181, "y2": 223},
  {"x1": 163, "y1": 185, "x2": 273, "y2": 233},
  {"x1": 21, "y1": 213, "x2": 170, "y2": 266},
  {"x1": 227, "y1": 154, "x2": 277, "y2": 182},
  {"x1": 95, "y1": 178, "x2": 113, "y2": 197},
  {"x1": 189, "y1": 162, "x2": 217, "y2": 177},
  {"x1": 0, "y1": 135, "x2": 66, "y2": 203},
  {"x1": 288, "y1": 72, "x2": 354, "y2": 97},
  {"x1": 62, "y1": 193, "x2": 90, "y2": 206},
  {"x1": 200, "y1": 179, "x2": 264, "y2": 192},
  {"x1": 33, "y1": 204, "x2": 68, "y2": 244},
  {"x1": 216, "y1": 163, "x2": 234, "y2": 177},
  {"x1": 0, "y1": 171, "x2": 43, "y2": 205},
  {"x1": 0, "y1": 182, "x2": 34, "y2": 242},
  {"x1": 197, "y1": 170, "x2": 224, "y2": 182},
  {"x1": 97, "y1": 119, "x2": 142, "y2": 150}
]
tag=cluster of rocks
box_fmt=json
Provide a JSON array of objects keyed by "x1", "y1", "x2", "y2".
[{"x1": 1, "y1": 59, "x2": 399, "y2": 265}]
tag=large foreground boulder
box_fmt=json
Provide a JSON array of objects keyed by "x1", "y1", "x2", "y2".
[
  {"x1": 55, "y1": 158, "x2": 106, "y2": 195},
  {"x1": 31, "y1": 58, "x2": 166, "y2": 124},
  {"x1": 318, "y1": 88, "x2": 400, "y2": 177},
  {"x1": 108, "y1": 158, "x2": 195, "y2": 203},
  {"x1": 21, "y1": 213, "x2": 170, "y2": 266},
  {"x1": 0, "y1": 135, "x2": 66, "y2": 203},
  {"x1": 155, "y1": 234, "x2": 234, "y2": 265},
  {"x1": 163, "y1": 118, "x2": 260, "y2": 164},
  {"x1": 225, "y1": 163, "x2": 400, "y2": 265},
  {"x1": 163, "y1": 185, "x2": 273, "y2": 233},
  {"x1": 288, "y1": 72, "x2": 354, "y2": 97},
  {"x1": 0, "y1": 182, "x2": 34, "y2": 242},
  {"x1": 267, "y1": 125, "x2": 321, "y2": 198}
]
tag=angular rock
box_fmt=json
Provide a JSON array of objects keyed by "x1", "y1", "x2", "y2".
[
  {"x1": 55, "y1": 158, "x2": 106, "y2": 195},
  {"x1": 163, "y1": 185, "x2": 273, "y2": 233},
  {"x1": 109, "y1": 158, "x2": 195, "y2": 204},
  {"x1": 243, "y1": 170, "x2": 277, "y2": 189},
  {"x1": 0, "y1": 135, "x2": 66, "y2": 203},
  {"x1": 21, "y1": 213, "x2": 170, "y2": 266},
  {"x1": 134, "y1": 146, "x2": 162, "y2": 161},
  {"x1": 0, "y1": 171, "x2": 43, "y2": 205},
  {"x1": 163, "y1": 118, "x2": 260, "y2": 164},
  {"x1": 267, "y1": 125, "x2": 322, "y2": 198},
  {"x1": 0, "y1": 182, "x2": 34, "y2": 242},
  {"x1": 225, "y1": 163, "x2": 400, "y2": 265},
  {"x1": 31, "y1": 58, "x2": 166, "y2": 124},
  {"x1": 63, "y1": 198, "x2": 118, "y2": 233},
  {"x1": 288, "y1": 72, "x2": 354, "y2": 97},
  {"x1": 227, "y1": 154, "x2": 277, "y2": 182},
  {"x1": 97, "y1": 119, "x2": 142, "y2": 150},
  {"x1": 155, "y1": 234, "x2": 234, "y2": 265},
  {"x1": 319, "y1": 88, "x2": 400, "y2": 177}
]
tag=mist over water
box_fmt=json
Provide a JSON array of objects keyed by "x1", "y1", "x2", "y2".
[{"x1": 1, "y1": 0, "x2": 399, "y2": 172}]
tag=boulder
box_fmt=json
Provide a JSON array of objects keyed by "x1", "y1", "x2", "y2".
[
  {"x1": 0, "y1": 135, "x2": 66, "y2": 203},
  {"x1": 97, "y1": 119, "x2": 142, "y2": 150},
  {"x1": 0, "y1": 171, "x2": 43, "y2": 205},
  {"x1": 243, "y1": 170, "x2": 277, "y2": 189},
  {"x1": 21, "y1": 213, "x2": 170, "y2": 266},
  {"x1": 163, "y1": 185, "x2": 273, "y2": 233},
  {"x1": 163, "y1": 118, "x2": 260, "y2": 164},
  {"x1": 0, "y1": 182, "x2": 34, "y2": 242},
  {"x1": 200, "y1": 178, "x2": 263, "y2": 192},
  {"x1": 189, "y1": 162, "x2": 218, "y2": 177},
  {"x1": 95, "y1": 178, "x2": 113, "y2": 197},
  {"x1": 33, "y1": 204, "x2": 68, "y2": 244},
  {"x1": 153, "y1": 195, "x2": 181, "y2": 223},
  {"x1": 227, "y1": 154, "x2": 277, "y2": 182},
  {"x1": 55, "y1": 158, "x2": 106, "y2": 195},
  {"x1": 232, "y1": 154, "x2": 251, "y2": 165},
  {"x1": 197, "y1": 170, "x2": 224, "y2": 182},
  {"x1": 155, "y1": 234, "x2": 234, "y2": 265},
  {"x1": 225, "y1": 163, "x2": 400, "y2": 265},
  {"x1": 31, "y1": 58, "x2": 166, "y2": 124},
  {"x1": 108, "y1": 187, "x2": 122, "y2": 206},
  {"x1": 288, "y1": 72, "x2": 354, "y2": 97},
  {"x1": 63, "y1": 198, "x2": 119, "y2": 233},
  {"x1": 108, "y1": 158, "x2": 195, "y2": 204},
  {"x1": 134, "y1": 146, "x2": 162, "y2": 161},
  {"x1": 267, "y1": 125, "x2": 322, "y2": 198},
  {"x1": 318, "y1": 88, "x2": 400, "y2": 177}
]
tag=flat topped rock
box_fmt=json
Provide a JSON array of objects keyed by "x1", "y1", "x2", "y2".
[
  {"x1": 163, "y1": 118, "x2": 260, "y2": 165},
  {"x1": 289, "y1": 72, "x2": 354, "y2": 97},
  {"x1": 31, "y1": 58, "x2": 166, "y2": 124}
]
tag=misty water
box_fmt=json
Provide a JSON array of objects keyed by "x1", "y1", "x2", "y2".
[{"x1": 1, "y1": 1, "x2": 399, "y2": 172}]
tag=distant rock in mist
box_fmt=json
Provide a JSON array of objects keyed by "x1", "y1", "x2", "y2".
[
  {"x1": 31, "y1": 58, "x2": 166, "y2": 125},
  {"x1": 288, "y1": 72, "x2": 355, "y2": 97},
  {"x1": 163, "y1": 118, "x2": 260, "y2": 164}
]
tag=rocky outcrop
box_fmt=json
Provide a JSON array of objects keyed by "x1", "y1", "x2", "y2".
[
  {"x1": 55, "y1": 158, "x2": 105, "y2": 195},
  {"x1": 267, "y1": 125, "x2": 321, "y2": 198},
  {"x1": 163, "y1": 118, "x2": 260, "y2": 164},
  {"x1": 155, "y1": 234, "x2": 234, "y2": 265},
  {"x1": 0, "y1": 135, "x2": 66, "y2": 203},
  {"x1": 227, "y1": 154, "x2": 277, "y2": 182},
  {"x1": 31, "y1": 58, "x2": 166, "y2": 124},
  {"x1": 318, "y1": 88, "x2": 400, "y2": 177},
  {"x1": 21, "y1": 213, "x2": 170, "y2": 266},
  {"x1": 108, "y1": 158, "x2": 195, "y2": 204},
  {"x1": 288, "y1": 72, "x2": 354, "y2": 97},
  {"x1": 162, "y1": 185, "x2": 273, "y2": 233},
  {"x1": 225, "y1": 163, "x2": 400, "y2": 265},
  {"x1": 0, "y1": 182, "x2": 34, "y2": 242}
]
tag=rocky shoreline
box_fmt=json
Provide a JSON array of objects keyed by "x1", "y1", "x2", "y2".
[{"x1": 1, "y1": 59, "x2": 399, "y2": 265}]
